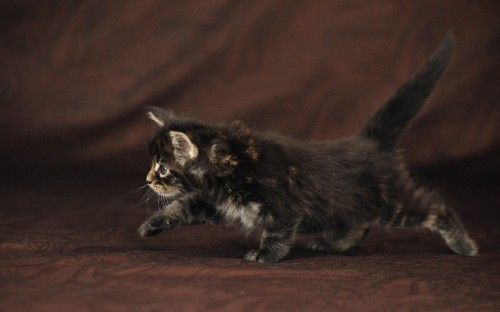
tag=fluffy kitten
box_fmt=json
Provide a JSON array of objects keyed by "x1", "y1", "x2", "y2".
[{"x1": 137, "y1": 33, "x2": 478, "y2": 264}]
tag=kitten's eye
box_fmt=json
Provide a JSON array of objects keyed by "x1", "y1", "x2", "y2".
[{"x1": 159, "y1": 164, "x2": 169, "y2": 176}]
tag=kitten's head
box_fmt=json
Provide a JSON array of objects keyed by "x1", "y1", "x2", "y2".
[{"x1": 144, "y1": 106, "x2": 243, "y2": 199}]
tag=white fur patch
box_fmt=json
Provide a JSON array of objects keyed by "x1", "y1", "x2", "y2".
[{"x1": 217, "y1": 199, "x2": 261, "y2": 230}]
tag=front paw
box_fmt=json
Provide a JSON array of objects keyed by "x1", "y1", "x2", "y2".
[
  {"x1": 243, "y1": 250, "x2": 276, "y2": 265},
  {"x1": 137, "y1": 216, "x2": 170, "y2": 237}
]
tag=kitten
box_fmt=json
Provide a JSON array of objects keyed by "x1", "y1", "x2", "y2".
[{"x1": 137, "y1": 33, "x2": 478, "y2": 264}]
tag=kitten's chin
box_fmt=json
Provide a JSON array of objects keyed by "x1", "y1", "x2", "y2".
[
  {"x1": 147, "y1": 183, "x2": 181, "y2": 199},
  {"x1": 153, "y1": 188, "x2": 182, "y2": 201}
]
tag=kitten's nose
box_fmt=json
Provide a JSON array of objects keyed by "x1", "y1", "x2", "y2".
[{"x1": 146, "y1": 180, "x2": 152, "y2": 184}]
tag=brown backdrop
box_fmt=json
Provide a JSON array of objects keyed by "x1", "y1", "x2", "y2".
[
  {"x1": 1, "y1": 0, "x2": 499, "y2": 174},
  {"x1": 1, "y1": 1, "x2": 499, "y2": 311}
]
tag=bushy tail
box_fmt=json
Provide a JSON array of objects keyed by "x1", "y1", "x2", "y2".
[{"x1": 361, "y1": 33, "x2": 454, "y2": 150}]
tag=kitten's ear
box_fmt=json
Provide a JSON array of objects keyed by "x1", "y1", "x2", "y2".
[
  {"x1": 209, "y1": 141, "x2": 238, "y2": 176},
  {"x1": 210, "y1": 141, "x2": 230, "y2": 159},
  {"x1": 145, "y1": 106, "x2": 176, "y2": 127},
  {"x1": 170, "y1": 131, "x2": 198, "y2": 165}
]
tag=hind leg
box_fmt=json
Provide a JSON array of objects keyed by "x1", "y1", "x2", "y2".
[
  {"x1": 307, "y1": 224, "x2": 370, "y2": 253},
  {"x1": 422, "y1": 207, "x2": 478, "y2": 256},
  {"x1": 390, "y1": 186, "x2": 478, "y2": 256}
]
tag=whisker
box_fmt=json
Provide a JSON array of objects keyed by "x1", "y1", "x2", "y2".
[
  {"x1": 137, "y1": 188, "x2": 154, "y2": 207},
  {"x1": 123, "y1": 184, "x2": 149, "y2": 197}
]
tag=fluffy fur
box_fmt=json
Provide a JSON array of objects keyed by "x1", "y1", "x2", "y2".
[{"x1": 137, "y1": 33, "x2": 478, "y2": 264}]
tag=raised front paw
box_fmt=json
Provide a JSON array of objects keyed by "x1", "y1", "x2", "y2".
[
  {"x1": 243, "y1": 250, "x2": 278, "y2": 265},
  {"x1": 137, "y1": 216, "x2": 171, "y2": 237}
]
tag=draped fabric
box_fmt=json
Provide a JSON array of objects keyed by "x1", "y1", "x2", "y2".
[{"x1": 1, "y1": 1, "x2": 498, "y2": 173}]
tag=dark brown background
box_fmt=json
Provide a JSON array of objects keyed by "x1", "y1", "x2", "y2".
[{"x1": 1, "y1": 1, "x2": 499, "y2": 311}]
